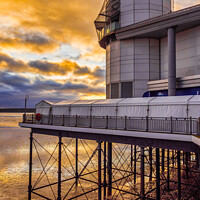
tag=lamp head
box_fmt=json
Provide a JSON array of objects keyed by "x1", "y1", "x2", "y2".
[{"x1": 25, "y1": 95, "x2": 29, "y2": 100}]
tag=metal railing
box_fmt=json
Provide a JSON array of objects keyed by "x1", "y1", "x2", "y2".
[
  {"x1": 97, "y1": 21, "x2": 120, "y2": 41},
  {"x1": 22, "y1": 114, "x2": 200, "y2": 135}
]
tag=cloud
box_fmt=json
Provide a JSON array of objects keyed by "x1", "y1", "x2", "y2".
[
  {"x1": 0, "y1": 52, "x2": 105, "y2": 82},
  {"x1": 0, "y1": 29, "x2": 58, "y2": 53},
  {"x1": 28, "y1": 60, "x2": 61, "y2": 73},
  {"x1": 0, "y1": 0, "x2": 105, "y2": 54},
  {"x1": 0, "y1": 52, "x2": 27, "y2": 71},
  {"x1": 0, "y1": 71, "x2": 105, "y2": 107}
]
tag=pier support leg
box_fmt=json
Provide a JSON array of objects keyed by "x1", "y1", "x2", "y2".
[
  {"x1": 196, "y1": 149, "x2": 200, "y2": 169},
  {"x1": 177, "y1": 151, "x2": 181, "y2": 200},
  {"x1": 75, "y1": 138, "x2": 78, "y2": 186},
  {"x1": 131, "y1": 145, "x2": 133, "y2": 171},
  {"x1": 162, "y1": 149, "x2": 165, "y2": 172},
  {"x1": 103, "y1": 142, "x2": 107, "y2": 199},
  {"x1": 98, "y1": 142, "x2": 102, "y2": 200},
  {"x1": 140, "y1": 147, "x2": 145, "y2": 199},
  {"x1": 198, "y1": 148, "x2": 200, "y2": 170},
  {"x1": 134, "y1": 145, "x2": 137, "y2": 184},
  {"x1": 167, "y1": 149, "x2": 170, "y2": 190},
  {"x1": 156, "y1": 148, "x2": 160, "y2": 200},
  {"x1": 186, "y1": 152, "x2": 189, "y2": 179},
  {"x1": 28, "y1": 131, "x2": 33, "y2": 200},
  {"x1": 189, "y1": 152, "x2": 191, "y2": 165},
  {"x1": 149, "y1": 147, "x2": 152, "y2": 181},
  {"x1": 107, "y1": 142, "x2": 112, "y2": 197},
  {"x1": 58, "y1": 134, "x2": 62, "y2": 200}
]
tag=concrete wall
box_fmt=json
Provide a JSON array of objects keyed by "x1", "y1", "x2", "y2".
[
  {"x1": 120, "y1": 0, "x2": 171, "y2": 28},
  {"x1": 161, "y1": 26, "x2": 200, "y2": 79}
]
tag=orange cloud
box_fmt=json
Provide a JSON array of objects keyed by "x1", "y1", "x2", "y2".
[
  {"x1": 0, "y1": 0, "x2": 104, "y2": 54},
  {"x1": 0, "y1": 30, "x2": 58, "y2": 53},
  {"x1": 0, "y1": 52, "x2": 105, "y2": 84}
]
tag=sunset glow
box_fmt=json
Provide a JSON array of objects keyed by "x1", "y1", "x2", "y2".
[{"x1": 0, "y1": 0, "x2": 199, "y2": 107}]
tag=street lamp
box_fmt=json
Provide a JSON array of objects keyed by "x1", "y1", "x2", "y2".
[{"x1": 25, "y1": 95, "x2": 29, "y2": 115}]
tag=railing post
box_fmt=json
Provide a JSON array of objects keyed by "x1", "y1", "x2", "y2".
[
  {"x1": 186, "y1": 117, "x2": 189, "y2": 134},
  {"x1": 69, "y1": 115, "x2": 71, "y2": 127},
  {"x1": 23, "y1": 114, "x2": 26, "y2": 123},
  {"x1": 90, "y1": 115, "x2": 92, "y2": 128},
  {"x1": 170, "y1": 116, "x2": 173, "y2": 133},
  {"x1": 146, "y1": 116, "x2": 148, "y2": 132},
  {"x1": 190, "y1": 116, "x2": 192, "y2": 135},
  {"x1": 75, "y1": 115, "x2": 78, "y2": 127},
  {"x1": 32, "y1": 114, "x2": 34, "y2": 124},
  {"x1": 40, "y1": 114, "x2": 42, "y2": 124},
  {"x1": 115, "y1": 116, "x2": 117, "y2": 130},
  {"x1": 62, "y1": 115, "x2": 64, "y2": 126},
  {"x1": 124, "y1": 116, "x2": 127, "y2": 130},
  {"x1": 106, "y1": 115, "x2": 108, "y2": 129}
]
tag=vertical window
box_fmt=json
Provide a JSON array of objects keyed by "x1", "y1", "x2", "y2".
[
  {"x1": 106, "y1": 85, "x2": 110, "y2": 99},
  {"x1": 111, "y1": 83, "x2": 119, "y2": 99},
  {"x1": 121, "y1": 82, "x2": 133, "y2": 98}
]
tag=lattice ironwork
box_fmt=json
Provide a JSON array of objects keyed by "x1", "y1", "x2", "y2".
[{"x1": 28, "y1": 132, "x2": 200, "y2": 200}]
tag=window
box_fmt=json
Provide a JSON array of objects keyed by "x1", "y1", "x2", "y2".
[
  {"x1": 121, "y1": 82, "x2": 133, "y2": 98},
  {"x1": 111, "y1": 83, "x2": 119, "y2": 99},
  {"x1": 106, "y1": 85, "x2": 110, "y2": 99}
]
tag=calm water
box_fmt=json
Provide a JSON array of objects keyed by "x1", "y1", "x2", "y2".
[
  {"x1": 0, "y1": 113, "x2": 102, "y2": 199},
  {"x1": 0, "y1": 113, "x2": 29, "y2": 199}
]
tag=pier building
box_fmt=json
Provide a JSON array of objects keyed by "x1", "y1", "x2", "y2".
[
  {"x1": 20, "y1": 95, "x2": 200, "y2": 199},
  {"x1": 19, "y1": 1, "x2": 200, "y2": 199},
  {"x1": 95, "y1": 1, "x2": 200, "y2": 98}
]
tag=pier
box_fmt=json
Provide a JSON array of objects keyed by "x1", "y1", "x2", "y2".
[
  {"x1": 20, "y1": 113, "x2": 200, "y2": 199},
  {"x1": 18, "y1": 1, "x2": 200, "y2": 199}
]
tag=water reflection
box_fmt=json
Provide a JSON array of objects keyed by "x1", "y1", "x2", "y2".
[{"x1": 0, "y1": 114, "x2": 101, "y2": 199}]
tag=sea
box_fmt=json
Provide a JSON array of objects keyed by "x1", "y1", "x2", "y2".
[
  {"x1": 0, "y1": 113, "x2": 30, "y2": 199},
  {"x1": 0, "y1": 113, "x2": 105, "y2": 199}
]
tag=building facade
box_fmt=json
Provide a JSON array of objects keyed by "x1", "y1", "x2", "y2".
[{"x1": 95, "y1": 0, "x2": 200, "y2": 98}]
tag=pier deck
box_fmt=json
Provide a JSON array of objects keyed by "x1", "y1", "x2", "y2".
[{"x1": 19, "y1": 115, "x2": 200, "y2": 200}]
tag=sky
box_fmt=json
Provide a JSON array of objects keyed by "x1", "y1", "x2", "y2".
[{"x1": 0, "y1": 0, "x2": 199, "y2": 108}]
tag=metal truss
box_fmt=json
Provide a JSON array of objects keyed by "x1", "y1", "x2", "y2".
[{"x1": 28, "y1": 131, "x2": 200, "y2": 200}]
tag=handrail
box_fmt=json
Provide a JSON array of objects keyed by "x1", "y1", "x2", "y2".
[{"x1": 22, "y1": 114, "x2": 200, "y2": 136}]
